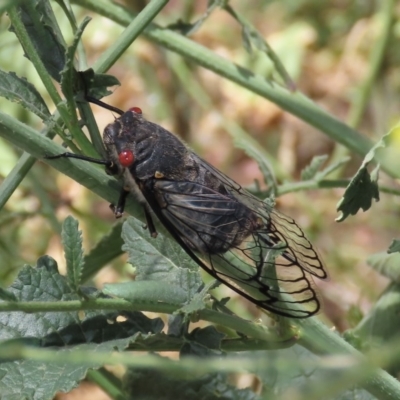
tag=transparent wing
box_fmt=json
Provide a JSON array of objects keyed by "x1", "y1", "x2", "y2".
[{"x1": 145, "y1": 162, "x2": 326, "y2": 318}]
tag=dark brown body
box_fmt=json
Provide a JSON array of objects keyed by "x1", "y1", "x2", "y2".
[
  {"x1": 103, "y1": 111, "x2": 262, "y2": 254},
  {"x1": 100, "y1": 109, "x2": 327, "y2": 318}
]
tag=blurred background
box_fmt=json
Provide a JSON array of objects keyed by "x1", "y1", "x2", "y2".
[{"x1": 0, "y1": 0, "x2": 399, "y2": 340}]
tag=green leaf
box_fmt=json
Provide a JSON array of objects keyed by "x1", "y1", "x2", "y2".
[
  {"x1": 0, "y1": 338, "x2": 133, "y2": 400},
  {"x1": 300, "y1": 154, "x2": 328, "y2": 180},
  {"x1": 82, "y1": 221, "x2": 125, "y2": 282},
  {"x1": 0, "y1": 256, "x2": 164, "y2": 400},
  {"x1": 176, "y1": 280, "x2": 219, "y2": 317},
  {"x1": 336, "y1": 165, "x2": 380, "y2": 222},
  {"x1": 77, "y1": 68, "x2": 120, "y2": 100},
  {"x1": 388, "y1": 239, "x2": 400, "y2": 254},
  {"x1": 0, "y1": 70, "x2": 51, "y2": 121},
  {"x1": 121, "y1": 217, "x2": 203, "y2": 299},
  {"x1": 181, "y1": 326, "x2": 225, "y2": 357},
  {"x1": 11, "y1": 0, "x2": 66, "y2": 81},
  {"x1": 367, "y1": 252, "x2": 400, "y2": 282},
  {"x1": 61, "y1": 216, "x2": 84, "y2": 292},
  {"x1": 336, "y1": 131, "x2": 392, "y2": 222},
  {"x1": 0, "y1": 256, "x2": 164, "y2": 341}
]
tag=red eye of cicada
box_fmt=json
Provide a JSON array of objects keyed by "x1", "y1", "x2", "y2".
[
  {"x1": 118, "y1": 150, "x2": 135, "y2": 167},
  {"x1": 129, "y1": 106, "x2": 142, "y2": 114}
]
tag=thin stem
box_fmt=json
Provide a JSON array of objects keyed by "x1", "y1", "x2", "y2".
[
  {"x1": 86, "y1": 369, "x2": 125, "y2": 400},
  {"x1": 93, "y1": 0, "x2": 170, "y2": 74},
  {"x1": 347, "y1": 0, "x2": 395, "y2": 128},
  {"x1": 276, "y1": 179, "x2": 400, "y2": 197},
  {"x1": 2, "y1": 338, "x2": 400, "y2": 399},
  {"x1": 330, "y1": 0, "x2": 395, "y2": 177},
  {"x1": 0, "y1": 298, "x2": 290, "y2": 344}
]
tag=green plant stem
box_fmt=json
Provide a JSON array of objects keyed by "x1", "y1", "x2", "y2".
[
  {"x1": 276, "y1": 179, "x2": 400, "y2": 197},
  {"x1": 0, "y1": 152, "x2": 35, "y2": 210},
  {"x1": 93, "y1": 0, "x2": 170, "y2": 73},
  {"x1": 86, "y1": 369, "x2": 125, "y2": 400},
  {"x1": 0, "y1": 298, "x2": 289, "y2": 344},
  {"x1": 0, "y1": 110, "x2": 140, "y2": 216},
  {"x1": 330, "y1": 0, "x2": 396, "y2": 177},
  {"x1": 0, "y1": 345, "x2": 296, "y2": 375},
  {"x1": 2, "y1": 338, "x2": 400, "y2": 399},
  {"x1": 296, "y1": 317, "x2": 400, "y2": 400},
  {"x1": 222, "y1": 2, "x2": 296, "y2": 91},
  {"x1": 72, "y1": 0, "x2": 399, "y2": 179},
  {"x1": 0, "y1": 295, "x2": 400, "y2": 398},
  {"x1": 347, "y1": 0, "x2": 395, "y2": 128}
]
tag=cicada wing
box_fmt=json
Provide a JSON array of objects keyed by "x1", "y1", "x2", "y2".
[
  {"x1": 197, "y1": 156, "x2": 327, "y2": 278},
  {"x1": 145, "y1": 175, "x2": 326, "y2": 318},
  {"x1": 206, "y1": 224, "x2": 322, "y2": 317}
]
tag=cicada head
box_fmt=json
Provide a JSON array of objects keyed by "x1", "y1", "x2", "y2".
[
  {"x1": 103, "y1": 108, "x2": 155, "y2": 177},
  {"x1": 103, "y1": 108, "x2": 189, "y2": 181}
]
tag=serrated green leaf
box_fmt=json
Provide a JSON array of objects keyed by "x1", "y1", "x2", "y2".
[
  {"x1": 77, "y1": 68, "x2": 120, "y2": 100},
  {"x1": 122, "y1": 217, "x2": 203, "y2": 299},
  {"x1": 388, "y1": 239, "x2": 400, "y2": 254},
  {"x1": 0, "y1": 256, "x2": 164, "y2": 400},
  {"x1": 336, "y1": 131, "x2": 392, "y2": 222},
  {"x1": 0, "y1": 338, "x2": 131, "y2": 400},
  {"x1": 11, "y1": 0, "x2": 66, "y2": 81},
  {"x1": 82, "y1": 221, "x2": 124, "y2": 282},
  {"x1": 0, "y1": 70, "x2": 51, "y2": 121},
  {"x1": 0, "y1": 256, "x2": 163, "y2": 341},
  {"x1": 367, "y1": 252, "x2": 400, "y2": 282},
  {"x1": 300, "y1": 154, "x2": 328, "y2": 180},
  {"x1": 336, "y1": 165, "x2": 379, "y2": 222},
  {"x1": 176, "y1": 280, "x2": 219, "y2": 318},
  {"x1": 61, "y1": 216, "x2": 84, "y2": 292}
]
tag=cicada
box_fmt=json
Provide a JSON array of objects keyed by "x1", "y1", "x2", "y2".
[{"x1": 47, "y1": 102, "x2": 327, "y2": 318}]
